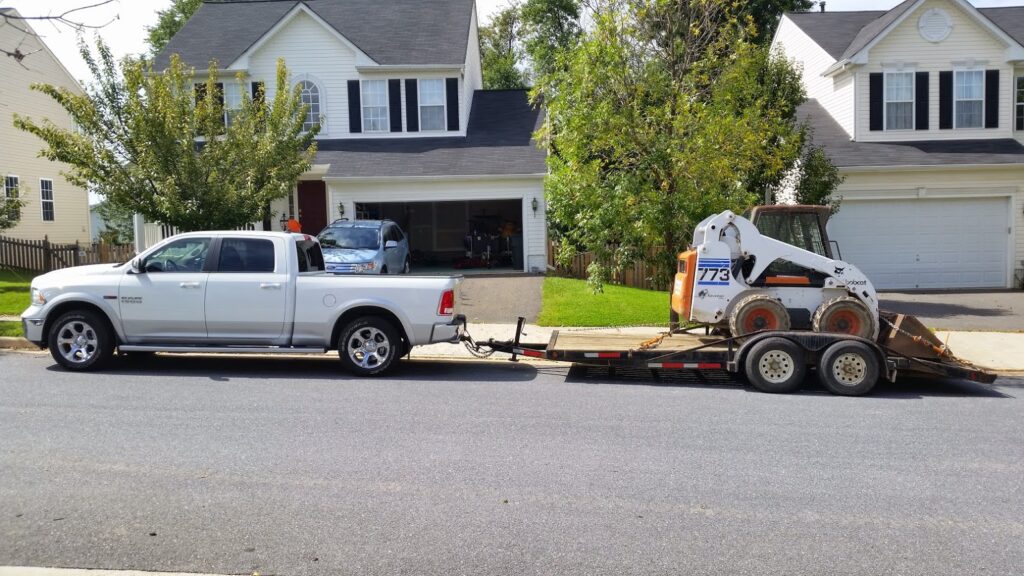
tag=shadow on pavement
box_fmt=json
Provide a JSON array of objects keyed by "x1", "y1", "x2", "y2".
[{"x1": 879, "y1": 299, "x2": 1010, "y2": 319}]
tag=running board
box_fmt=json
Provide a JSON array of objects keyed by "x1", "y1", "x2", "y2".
[{"x1": 118, "y1": 345, "x2": 328, "y2": 355}]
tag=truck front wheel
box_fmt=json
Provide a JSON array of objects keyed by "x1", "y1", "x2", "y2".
[
  {"x1": 47, "y1": 310, "x2": 114, "y2": 371},
  {"x1": 337, "y1": 316, "x2": 400, "y2": 376}
]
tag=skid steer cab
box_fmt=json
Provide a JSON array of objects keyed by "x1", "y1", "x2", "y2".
[{"x1": 672, "y1": 208, "x2": 879, "y2": 339}]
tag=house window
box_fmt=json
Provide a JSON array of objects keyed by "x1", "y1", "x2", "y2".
[
  {"x1": 361, "y1": 79, "x2": 389, "y2": 132},
  {"x1": 954, "y1": 70, "x2": 984, "y2": 128},
  {"x1": 194, "y1": 82, "x2": 227, "y2": 126},
  {"x1": 298, "y1": 80, "x2": 321, "y2": 132},
  {"x1": 884, "y1": 72, "x2": 914, "y2": 130},
  {"x1": 419, "y1": 79, "x2": 446, "y2": 131},
  {"x1": 4, "y1": 175, "x2": 18, "y2": 220},
  {"x1": 1016, "y1": 76, "x2": 1024, "y2": 131},
  {"x1": 39, "y1": 179, "x2": 54, "y2": 222}
]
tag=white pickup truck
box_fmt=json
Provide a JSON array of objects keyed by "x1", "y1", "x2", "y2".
[{"x1": 20, "y1": 231, "x2": 464, "y2": 375}]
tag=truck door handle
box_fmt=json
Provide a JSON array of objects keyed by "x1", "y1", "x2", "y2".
[
  {"x1": 260, "y1": 283, "x2": 282, "y2": 290},
  {"x1": 179, "y1": 282, "x2": 201, "y2": 289}
]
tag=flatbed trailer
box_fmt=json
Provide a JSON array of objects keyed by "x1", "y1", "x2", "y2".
[{"x1": 464, "y1": 319, "x2": 996, "y2": 396}]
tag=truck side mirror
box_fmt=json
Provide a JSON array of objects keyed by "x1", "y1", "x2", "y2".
[
  {"x1": 130, "y1": 257, "x2": 145, "y2": 274},
  {"x1": 384, "y1": 240, "x2": 398, "y2": 250}
]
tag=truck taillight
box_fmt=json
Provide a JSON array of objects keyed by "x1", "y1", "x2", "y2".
[{"x1": 438, "y1": 289, "x2": 455, "y2": 316}]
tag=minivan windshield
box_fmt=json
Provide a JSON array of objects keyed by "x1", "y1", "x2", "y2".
[{"x1": 318, "y1": 227, "x2": 380, "y2": 250}]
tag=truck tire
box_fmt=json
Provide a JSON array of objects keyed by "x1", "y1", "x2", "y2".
[
  {"x1": 817, "y1": 341, "x2": 879, "y2": 396},
  {"x1": 47, "y1": 309, "x2": 114, "y2": 372},
  {"x1": 729, "y1": 294, "x2": 791, "y2": 337},
  {"x1": 337, "y1": 316, "x2": 400, "y2": 376},
  {"x1": 812, "y1": 296, "x2": 877, "y2": 339},
  {"x1": 743, "y1": 337, "x2": 806, "y2": 394}
]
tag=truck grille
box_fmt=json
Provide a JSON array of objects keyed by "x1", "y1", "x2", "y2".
[{"x1": 326, "y1": 263, "x2": 359, "y2": 273}]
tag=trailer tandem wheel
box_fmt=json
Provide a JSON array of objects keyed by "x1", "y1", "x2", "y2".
[
  {"x1": 817, "y1": 340, "x2": 881, "y2": 396},
  {"x1": 742, "y1": 337, "x2": 807, "y2": 394}
]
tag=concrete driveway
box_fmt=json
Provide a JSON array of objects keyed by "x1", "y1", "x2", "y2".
[
  {"x1": 879, "y1": 290, "x2": 1024, "y2": 331},
  {"x1": 458, "y1": 275, "x2": 543, "y2": 324}
]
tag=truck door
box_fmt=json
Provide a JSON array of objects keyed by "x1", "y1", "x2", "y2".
[
  {"x1": 204, "y1": 236, "x2": 288, "y2": 344},
  {"x1": 119, "y1": 236, "x2": 212, "y2": 342}
]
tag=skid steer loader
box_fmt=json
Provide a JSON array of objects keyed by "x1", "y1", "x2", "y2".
[{"x1": 671, "y1": 206, "x2": 953, "y2": 360}]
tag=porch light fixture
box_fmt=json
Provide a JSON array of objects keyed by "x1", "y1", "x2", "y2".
[
  {"x1": 279, "y1": 212, "x2": 288, "y2": 231},
  {"x1": 531, "y1": 197, "x2": 539, "y2": 213}
]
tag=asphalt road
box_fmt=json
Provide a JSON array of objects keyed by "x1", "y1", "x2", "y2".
[{"x1": 1, "y1": 351, "x2": 1022, "y2": 576}]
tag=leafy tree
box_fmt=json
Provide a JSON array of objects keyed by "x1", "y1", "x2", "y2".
[
  {"x1": 94, "y1": 200, "x2": 135, "y2": 244},
  {"x1": 741, "y1": 0, "x2": 816, "y2": 44},
  {"x1": 540, "y1": 0, "x2": 807, "y2": 290},
  {"x1": 15, "y1": 39, "x2": 318, "y2": 232},
  {"x1": 145, "y1": 0, "x2": 202, "y2": 56},
  {"x1": 792, "y1": 140, "x2": 844, "y2": 212},
  {"x1": 0, "y1": 184, "x2": 24, "y2": 233},
  {"x1": 480, "y1": 4, "x2": 529, "y2": 89},
  {"x1": 520, "y1": 0, "x2": 581, "y2": 81}
]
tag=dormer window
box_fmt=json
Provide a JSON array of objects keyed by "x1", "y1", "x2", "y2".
[
  {"x1": 361, "y1": 79, "x2": 389, "y2": 132},
  {"x1": 884, "y1": 72, "x2": 914, "y2": 130},
  {"x1": 954, "y1": 70, "x2": 984, "y2": 128},
  {"x1": 419, "y1": 79, "x2": 446, "y2": 132}
]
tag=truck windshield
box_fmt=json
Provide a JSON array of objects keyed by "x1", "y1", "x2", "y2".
[{"x1": 318, "y1": 227, "x2": 380, "y2": 250}]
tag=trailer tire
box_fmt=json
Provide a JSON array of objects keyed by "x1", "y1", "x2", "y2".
[
  {"x1": 337, "y1": 316, "x2": 400, "y2": 376},
  {"x1": 817, "y1": 341, "x2": 879, "y2": 396},
  {"x1": 743, "y1": 337, "x2": 806, "y2": 394}
]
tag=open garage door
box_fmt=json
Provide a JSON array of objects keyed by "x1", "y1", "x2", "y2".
[
  {"x1": 355, "y1": 199, "x2": 525, "y2": 272},
  {"x1": 827, "y1": 197, "x2": 1010, "y2": 289}
]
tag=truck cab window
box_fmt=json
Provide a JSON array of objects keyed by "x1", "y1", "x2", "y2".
[
  {"x1": 144, "y1": 238, "x2": 211, "y2": 273},
  {"x1": 217, "y1": 238, "x2": 276, "y2": 273}
]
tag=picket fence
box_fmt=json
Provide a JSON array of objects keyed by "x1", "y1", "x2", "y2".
[{"x1": 0, "y1": 235, "x2": 135, "y2": 274}]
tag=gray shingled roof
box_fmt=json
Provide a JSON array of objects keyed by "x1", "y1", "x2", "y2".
[
  {"x1": 317, "y1": 90, "x2": 546, "y2": 178},
  {"x1": 154, "y1": 0, "x2": 475, "y2": 70},
  {"x1": 800, "y1": 99, "x2": 1024, "y2": 168},
  {"x1": 785, "y1": 3, "x2": 1024, "y2": 61}
]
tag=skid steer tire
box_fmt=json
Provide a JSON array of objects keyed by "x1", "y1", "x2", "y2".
[
  {"x1": 743, "y1": 337, "x2": 807, "y2": 394},
  {"x1": 812, "y1": 296, "x2": 877, "y2": 340},
  {"x1": 729, "y1": 294, "x2": 791, "y2": 338}
]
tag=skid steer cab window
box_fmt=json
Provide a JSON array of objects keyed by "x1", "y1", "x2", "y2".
[
  {"x1": 755, "y1": 213, "x2": 827, "y2": 256},
  {"x1": 144, "y1": 238, "x2": 211, "y2": 273}
]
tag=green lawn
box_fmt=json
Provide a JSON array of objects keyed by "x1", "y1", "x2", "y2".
[
  {"x1": 537, "y1": 277, "x2": 671, "y2": 327},
  {"x1": 0, "y1": 269, "x2": 32, "y2": 317},
  {"x1": 0, "y1": 321, "x2": 23, "y2": 337}
]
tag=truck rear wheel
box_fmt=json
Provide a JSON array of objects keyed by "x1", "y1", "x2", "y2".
[
  {"x1": 337, "y1": 316, "x2": 400, "y2": 376},
  {"x1": 817, "y1": 341, "x2": 879, "y2": 396},
  {"x1": 47, "y1": 310, "x2": 114, "y2": 372},
  {"x1": 743, "y1": 337, "x2": 806, "y2": 394}
]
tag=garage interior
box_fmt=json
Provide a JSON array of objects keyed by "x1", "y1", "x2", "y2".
[{"x1": 354, "y1": 200, "x2": 525, "y2": 272}]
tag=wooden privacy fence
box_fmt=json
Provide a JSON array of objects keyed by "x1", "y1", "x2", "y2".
[
  {"x1": 0, "y1": 235, "x2": 135, "y2": 274},
  {"x1": 547, "y1": 239, "x2": 667, "y2": 291}
]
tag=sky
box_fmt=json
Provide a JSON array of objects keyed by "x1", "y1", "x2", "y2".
[{"x1": 4, "y1": 0, "x2": 1024, "y2": 85}]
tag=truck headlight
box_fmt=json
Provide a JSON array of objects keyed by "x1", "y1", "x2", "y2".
[
  {"x1": 354, "y1": 262, "x2": 377, "y2": 273},
  {"x1": 31, "y1": 288, "x2": 46, "y2": 305}
]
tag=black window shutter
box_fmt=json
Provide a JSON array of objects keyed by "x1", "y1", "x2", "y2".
[
  {"x1": 347, "y1": 80, "x2": 362, "y2": 133},
  {"x1": 939, "y1": 71, "x2": 953, "y2": 129},
  {"x1": 985, "y1": 69, "x2": 999, "y2": 128},
  {"x1": 251, "y1": 81, "x2": 265, "y2": 104},
  {"x1": 388, "y1": 79, "x2": 402, "y2": 132},
  {"x1": 915, "y1": 72, "x2": 929, "y2": 130},
  {"x1": 869, "y1": 73, "x2": 883, "y2": 131},
  {"x1": 405, "y1": 79, "x2": 419, "y2": 132},
  {"x1": 194, "y1": 83, "x2": 206, "y2": 106},
  {"x1": 445, "y1": 77, "x2": 459, "y2": 131},
  {"x1": 214, "y1": 83, "x2": 225, "y2": 108}
]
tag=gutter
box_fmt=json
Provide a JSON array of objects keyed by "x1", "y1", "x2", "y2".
[
  {"x1": 838, "y1": 162, "x2": 1024, "y2": 172},
  {"x1": 322, "y1": 173, "x2": 545, "y2": 183}
]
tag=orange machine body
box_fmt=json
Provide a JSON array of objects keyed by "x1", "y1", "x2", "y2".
[{"x1": 671, "y1": 250, "x2": 698, "y2": 320}]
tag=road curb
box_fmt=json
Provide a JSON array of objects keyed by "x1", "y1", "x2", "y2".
[{"x1": 0, "y1": 336, "x2": 38, "y2": 351}]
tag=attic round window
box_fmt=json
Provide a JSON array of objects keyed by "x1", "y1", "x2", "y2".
[{"x1": 918, "y1": 8, "x2": 953, "y2": 43}]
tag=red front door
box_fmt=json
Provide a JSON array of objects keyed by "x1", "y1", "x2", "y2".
[{"x1": 297, "y1": 180, "x2": 328, "y2": 235}]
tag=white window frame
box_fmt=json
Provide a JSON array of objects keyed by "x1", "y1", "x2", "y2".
[
  {"x1": 953, "y1": 68, "x2": 985, "y2": 129},
  {"x1": 360, "y1": 79, "x2": 389, "y2": 133},
  {"x1": 418, "y1": 78, "x2": 447, "y2": 132},
  {"x1": 39, "y1": 178, "x2": 54, "y2": 222},
  {"x1": 4, "y1": 175, "x2": 19, "y2": 219},
  {"x1": 1015, "y1": 75, "x2": 1024, "y2": 131},
  {"x1": 883, "y1": 71, "x2": 915, "y2": 131},
  {"x1": 296, "y1": 79, "x2": 324, "y2": 134}
]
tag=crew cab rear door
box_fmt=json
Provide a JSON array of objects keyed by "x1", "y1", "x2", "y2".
[{"x1": 204, "y1": 236, "x2": 289, "y2": 344}]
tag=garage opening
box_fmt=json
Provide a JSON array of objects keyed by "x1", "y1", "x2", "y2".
[{"x1": 354, "y1": 200, "x2": 525, "y2": 272}]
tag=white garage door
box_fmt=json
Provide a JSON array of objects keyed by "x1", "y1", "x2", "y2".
[{"x1": 827, "y1": 197, "x2": 1010, "y2": 289}]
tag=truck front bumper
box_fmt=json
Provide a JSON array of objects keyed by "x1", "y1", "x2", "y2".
[
  {"x1": 429, "y1": 314, "x2": 466, "y2": 344},
  {"x1": 20, "y1": 314, "x2": 46, "y2": 347}
]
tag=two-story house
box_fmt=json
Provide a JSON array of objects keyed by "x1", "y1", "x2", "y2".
[
  {"x1": 773, "y1": 0, "x2": 1024, "y2": 289},
  {"x1": 1, "y1": 8, "x2": 92, "y2": 244},
  {"x1": 153, "y1": 0, "x2": 548, "y2": 273}
]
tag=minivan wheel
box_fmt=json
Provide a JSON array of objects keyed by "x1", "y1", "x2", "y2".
[
  {"x1": 48, "y1": 310, "x2": 114, "y2": 371},
  {"x1": 337, "y1": 316, "x2": 400, "y2": 376},
  {"x1": 403, "y1": 258, "x2": 411, "y2": 274}
]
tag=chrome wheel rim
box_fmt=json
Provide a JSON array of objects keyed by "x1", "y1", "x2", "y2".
[
  {"x1": 832, "y1": 352, "x2": 867, "y2": 386},
  {"x1": 758, "y1": 350, "x2": 795, "y2": 383},
  {"x1": 347, "y1": 326, "x2": 391, "y2": 369},
  {"x1": 56, "y1": 320, "x2": 99, "y2": 364}
]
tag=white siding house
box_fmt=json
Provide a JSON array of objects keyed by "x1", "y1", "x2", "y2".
[{"x1": 773, "y1": 0, "x2": 1024, "y2": 289}]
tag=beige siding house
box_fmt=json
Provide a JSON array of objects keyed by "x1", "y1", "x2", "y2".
[
  {"x1": 0, "y1": 8, "x2": 91, "y2": 243},
  {"x1": 773, "y1": 0, "x2": 1024, "y2": 289}
]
